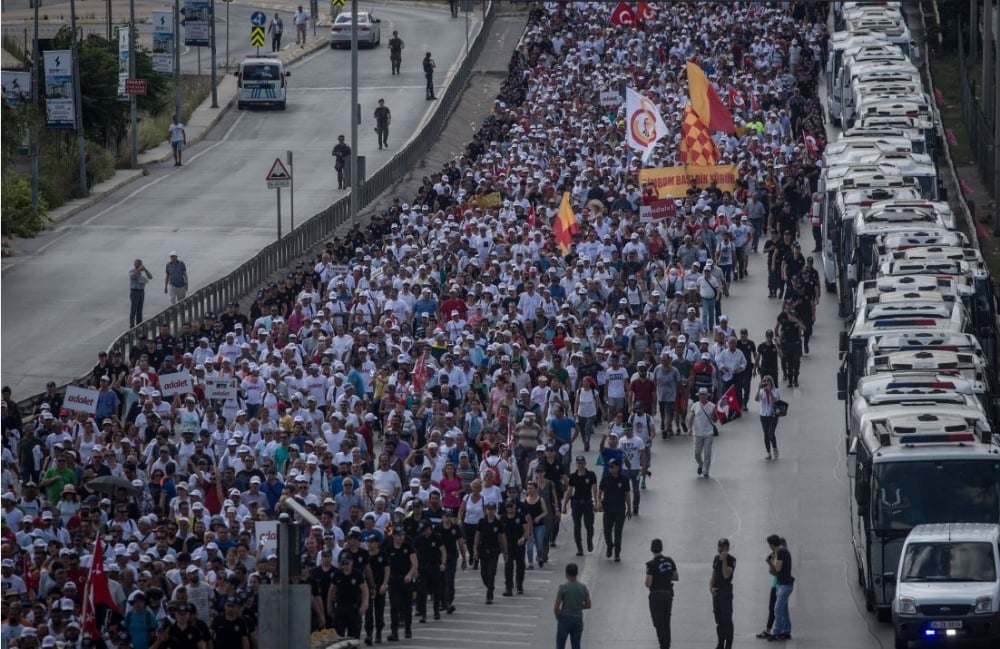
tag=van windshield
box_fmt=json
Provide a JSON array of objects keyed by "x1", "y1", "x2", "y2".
[
  {"x1": 874, "y1": 460, "x2": 1000, "y2": 531},
  {"x1": 243, "y1": 65, "x2": 280, "y2": 81},
  {"x1": 900, "y1": 541, "x2": 997, "y2": 582}
]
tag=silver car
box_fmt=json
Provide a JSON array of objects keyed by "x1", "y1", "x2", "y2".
[{"x1": 329, "y1": 11, "x2": 381, "y2": 49}]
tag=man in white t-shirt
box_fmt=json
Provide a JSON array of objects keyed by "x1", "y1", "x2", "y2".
[
  {"x1": 168, "y1": 115, "x2": 186, "y2": 166},
  {"x1": 604, "y1": 355, "x2": 628, "y2": 419},
  {"x1": 687, "y1": 388, "x2": 717, "y2": 479}
]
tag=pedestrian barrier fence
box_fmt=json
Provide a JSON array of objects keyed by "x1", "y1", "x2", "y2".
[{"x1": 14, "y1": 1, "x2": 497, "y2": 417}]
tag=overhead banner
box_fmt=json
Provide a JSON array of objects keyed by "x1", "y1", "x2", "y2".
[
  {"x1": 64, "y1": 385, "x2": 100, "y2": 414},
  {"x1": 183, "y1": 1, "x2": 211, "y2": 47},
  {"x1": 204, "y1": 377, "x2": 239, "y2": 401},
  {"x1": 158, "y1": 371, "x2": 194, "y2": 397},
  {"x1": 152, "y1": 11, "x2": 174, "y2": 73},
  {"x1": 118, "y1": 25, "x2": 130, "y2": 101},
  {"x1": 43, "y1": 50, "x2": 76, "y2": 129},
  {"x1": 256, "y1": 521, "x2": 278, "y2": 555},
  {"x1": 1, "y1": 71, "x2": 32, "y2": 106},
  {"x1": 638, "y1": 164, "x2": 739, "y2": 197}
]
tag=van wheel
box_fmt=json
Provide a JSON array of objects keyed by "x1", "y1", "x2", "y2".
[
  {"x1": 864, "y1": 588, "x2": 875, "y2": 612},
  {"x1": 237, "y1": 101, "x2": 244, "y2": 110},
  {"x1": 894, "y1": 638, "x2": 907, "y2": 649},
  {"x1": 876, "y1": 608, "x2": 891, "y2": 623},
  {"x1": 278, "y1": 101, "x2": 286, "y2": 111}
]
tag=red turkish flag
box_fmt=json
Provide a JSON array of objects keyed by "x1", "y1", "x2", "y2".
[
  {"x1": 636, "y1": 1, "x2": 659, "y2": 24},
  {"x1": 803, "y1": 130, "x2": 824, "y2": 156},
  {"x1": 526, "y1": 203, "x2": 536, "y2": 230},
  {"x1": 716, "y1": 385, "x2": 743, "y2": 425},
  {"x1": 609, "y1": 1, "x2": 637, "y2": 27},
  {"x1": 728, "y1": 88, "x2": 746, "y2": 110},
  {"x1": 412, "y1": 351, "x2": 428, "y2": 395},
  {"x1": 81, "y1": 539, "x2": 119, "y2": 640},
  {"x1": 750, "y1": 91, "x2": 761, "y2": 113}
]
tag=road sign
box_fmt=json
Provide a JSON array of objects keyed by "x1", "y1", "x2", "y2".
[
  {"x1": 250, "y1": 10, "x2": 267, "y2": 27},
  {"x1": 125, "y1": 79, "x2": 148, "y2": 95},
  {"x1": 251, "y1": 26, "x2": 265, "y2": 48},
  {"x1": 266, "y1": 157, "x2": 292, "y2": 189},
  {"x1": 332, "y1": 0, "x2": 346, "y2": 7}
]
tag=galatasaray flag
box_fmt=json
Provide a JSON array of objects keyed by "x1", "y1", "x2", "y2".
[
  {"x1": 625, "y1": 86, "x2": 668, "y2": 163},
  {"x1": 686, "y1": 61, "x2": 736, "y2": 134},
  {"x1": 553, "y1": 192, "x2": 579, "y2": 256},
  {"x1": 680, "y1": 104, "x2": 720, "y2": 166}
]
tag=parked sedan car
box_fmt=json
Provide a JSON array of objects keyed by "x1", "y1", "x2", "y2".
[{"x1": 329, "y1": 11, "x2": 381, "y2": 49}]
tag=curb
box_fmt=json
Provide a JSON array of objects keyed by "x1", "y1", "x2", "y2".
[{"x1": 43, "y1": 34, "x2": 330, "y2": 227}]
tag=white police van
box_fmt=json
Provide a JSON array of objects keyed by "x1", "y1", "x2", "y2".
[{"x1": 236, "y1": 55, "x2": 289, "y2": 110}]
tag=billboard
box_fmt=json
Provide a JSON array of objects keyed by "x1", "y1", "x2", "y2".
[
  {"x1": 152, "y1": 11, "x2": 174, "y2": 73},
  {"x1": 43, "y1": 50, "x2": 75, "y2": 129},
  {"x1": 183, "y1": 1, "x2": 211, "y2": 47}
]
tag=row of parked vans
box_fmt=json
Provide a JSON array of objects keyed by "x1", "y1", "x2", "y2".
[{"x1": 825, "y1": 3, "x2": 1000, "y2": 648}]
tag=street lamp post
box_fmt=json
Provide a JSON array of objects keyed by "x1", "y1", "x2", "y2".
[
  {"x1": 129, "y1": 0, "x2": 138, "y2": 169},
  {"x1": 31, "y1": 0, "x2": 41, "y2": 214},
  {"x1": 174, "y1": 0, "x2": 182, "y2": 120},
  {"x1": 350, "y1": 0, "x2": 359, "y2": 225},
  {"x1": 70, "y1": 0, "x2": 87, "y2": 197},
  {"x1": 210, "y1": 0, "x2": 218, "y2": 107}
]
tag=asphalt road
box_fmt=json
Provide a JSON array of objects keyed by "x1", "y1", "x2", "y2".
[
  {"x1": 0, "y1": 2, "x2": 477, "y2": 397},
  {"x1": 347, "y1": 259, "x2": 893, "y2": 649}
]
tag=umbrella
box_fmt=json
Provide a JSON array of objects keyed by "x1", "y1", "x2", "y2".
[{"x1": 87, "y1": 475, "x2": 140, "y2": 497}]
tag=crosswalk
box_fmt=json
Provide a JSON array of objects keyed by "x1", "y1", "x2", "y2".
[{"x1": 372, "y1": 562, "x2": 558, "y2": 647}]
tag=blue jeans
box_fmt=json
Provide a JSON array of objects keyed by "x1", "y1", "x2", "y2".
[
  {"x1": 556, "y1": 614, "x2": 584, "y2": 649},
  {"x1": 528, "y1": 523, "x2": 547, "y2": 564},
  {"x1": 701, "y1": 297, "x2": 716, "y2": 329},
  {"x1": 773, "y1": 583, "x2": 793, "y2": 635}
]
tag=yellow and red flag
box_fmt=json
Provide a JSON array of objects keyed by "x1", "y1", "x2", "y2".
[
  {"x1": 680, "y1": 104, "x2": 720, "y2": 166},
  {"x1": 686, "y1": 60, "x2": 736, "y2": 134},
  {"x1": 553, "y1": 192, "x2": 579, "y2": 256}
]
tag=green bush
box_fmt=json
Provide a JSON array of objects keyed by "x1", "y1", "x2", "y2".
[
  {"x1": 1, "y1": 174, "x2": 47, "y2": 237},
  {"x1": 86, "y1": 140, "x2": 116, "y2": 186}
]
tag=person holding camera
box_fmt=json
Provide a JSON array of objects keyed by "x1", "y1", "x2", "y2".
[
  {"x1": 129, "y1": 259, "x2": 153, "y2": 327},
  {"x1": 755, "y1": 375, "x2": 782, "y2": 460}
]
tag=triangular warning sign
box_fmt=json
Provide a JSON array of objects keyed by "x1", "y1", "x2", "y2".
[{"x1": 266, "y1": 158, "x2": 291, "y2": 181}]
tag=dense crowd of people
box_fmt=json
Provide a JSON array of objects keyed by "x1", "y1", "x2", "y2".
[{"x1": 2, "y1": 1, "x2": 829, "y2": 647}]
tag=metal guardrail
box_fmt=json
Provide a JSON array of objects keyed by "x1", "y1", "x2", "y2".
[
  {"x1": 957, "y1": 26, "x2": 996, "y2": 197},
  {"x1": 14, "y1": 1, "x2": 497, "y2": 417}
]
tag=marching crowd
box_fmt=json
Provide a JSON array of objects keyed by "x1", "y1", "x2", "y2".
[{"x1": 1, "y1": 1, "x2": 827, "y2": 648}]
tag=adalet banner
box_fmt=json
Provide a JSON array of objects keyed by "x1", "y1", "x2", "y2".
[
  {"x1": 158, "y1": 371, "x2": 194, "y2": 397},
  {"x1": 43, "y1": 50, "x2": 76, "y2": 129},
  {"x1": 638, "y1": 164, "x2": 738, "y2": 197},
  {"x1": 204, "y1": 377, "x2": 238, "y2": 401},
  {"x1": 64, "y1": 385, "x2": 100, "y2": 414}
]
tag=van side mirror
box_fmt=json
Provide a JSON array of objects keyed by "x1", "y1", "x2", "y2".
[
  {"x1": 839, "y1": 331, "x2": 849, "y2": 353},
  {"x1": 285, "y1": 71, "x2": 291, "y2": 77}
]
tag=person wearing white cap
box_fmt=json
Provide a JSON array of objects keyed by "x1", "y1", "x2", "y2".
[
  {"x1": 687, "y1": 388, "x2": 718, "y2": 479},
  {"x1": 164, "y1": 251, "x2": 188, "y2": 304}
]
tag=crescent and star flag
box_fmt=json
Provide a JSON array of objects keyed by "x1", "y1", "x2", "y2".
[
  {"x1": 553, "y1": 191, "x2": 580, "y2": 256},
  {"x1": 81, "y1": 538, "x2": 119, "y2": 639},
  {"x1": 686, "y1": 60, "x2": 736, "y2": 134},
  {"x1": 625, "y1": 86, "x2": 668, "y2": 163},
  {"x1": 803, "y1": 130, "x2": 824, "y2": 156},
  {"x1": 526, "y1": 203, "x2": 536, "y2": 230},
  {"x1": 716, "y1": 385, "x2": 743, "y2": 424},
  {"x1": 728, "y1": 88, "x2": 746, "y2": 110},
  {"x1": 636, "y1": 1, "x2": 659, "y2": 24},
  {"x1": 412, "y1": 352, "x2": 428, "y2": 395},
  {"x1": 609, "y1": 1, "x2": 637, "y2": 26},
  {"x1": 680, "y1": 104, "x2": 720, "y2": 166}
]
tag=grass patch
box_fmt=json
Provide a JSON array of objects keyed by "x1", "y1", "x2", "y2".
[
  {"x1": 133, "y1": 75, "x2": 214, "y2": 155},
  {"x1": 930, "y1": 53, "x2": 1000, "y2": 280},
  {"x1": 929, "y1": 53, "x2": 974, "y2": 163}
]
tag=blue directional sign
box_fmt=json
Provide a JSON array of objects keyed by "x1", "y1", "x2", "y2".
[{"x1": 251, "y1": 11, "x2": 267, "y2": 27}]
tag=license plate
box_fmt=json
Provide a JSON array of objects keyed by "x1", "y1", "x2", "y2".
[{"x1": 930, "y1": 621, "x2": 963, "y2": 629}]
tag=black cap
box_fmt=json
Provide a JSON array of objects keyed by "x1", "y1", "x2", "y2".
[
  {"x1": 575, "y1": 455, "x2": 586, "y2": 462},
  {"x1": 717, "y1": 538, "x2": 730, "y2": 547}
]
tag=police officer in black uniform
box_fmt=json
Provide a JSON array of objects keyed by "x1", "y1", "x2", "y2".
[
  {"x1": 413, "y1": 520, "x2": 446, "y2": 622},
  {"x1": 437, "y1": 508, "x2": 466, "y2": 614},
  {"x1": 388, "y1": 31, "x2": 404, "y2": 75},
  {"x1": 563, "y1": 454, "x2": 598, "y2": 556},
  {"x1": 474, "y1": 502, "x2": 507, "y2": 604},
  {"x1": 756, "y1": 330, "x2": 780, "y2": 391},
  {"x1": 645, "y1": 538, "x2": 679, "y2": 649},
  {"x1": 364, "y1": 535, "x2": 389, "y2": 645},
  {"x1": 735, "y1": 329, "x2": 757, "y2": 409},
  {"x1": 384, "y1": 528, "x2": 417, "y2": 641},
  {"x1": 776, "y1": 301, "x2": 805, "y2": 387},
  {"x1": 710, "y1": 538, "x2": 736, "y2": 649},
  {"x1": 598, "y1": 458, "x2": 632, "y2": 562},
  {"x1": 330, "y1": 552, "x2": 369, "y2": 639},
  {"x1": 498, "y1": 500, "x2": 529, "y2": 596}
]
